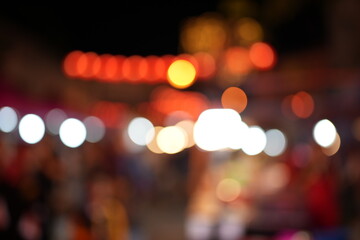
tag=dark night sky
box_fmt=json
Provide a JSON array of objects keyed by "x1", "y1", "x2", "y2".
[{"x1": 0, "y1": 1, "x2": 325, "y2": 58}]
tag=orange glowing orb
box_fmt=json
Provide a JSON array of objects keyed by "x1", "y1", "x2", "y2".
[
  {"x1": 291, "y1": 91, "x2": 314, "y2": 118},
  {"x1": 249, "y1": 42, "x2": 276, "y2": 70},
  {"x1": 221, "y1": 87, "x2": 248, "y2": 113}
]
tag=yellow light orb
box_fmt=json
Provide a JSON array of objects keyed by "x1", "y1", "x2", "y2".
[
  {"x1": 167, "y1": 60, "x2": 197, "y2": 89},
  {"x1": 156, "y1": 126, "x2": 187, "y2": 154}
]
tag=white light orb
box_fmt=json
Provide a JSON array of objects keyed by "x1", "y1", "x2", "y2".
[
  {"x1": 59, "y1": 118, "x2": 87, "y2": 148},
  {"x1": 313, "y1": 119, "x2": 337, "y2": 147},
  {"x1": 264, "y1": 129, "x2": 287, "y2": 157},
  {"x1": 0, "y1": 106, "x2": 18, "y2": 133},
  {"x1": 83, "y1": 116, "x2": 106, "y2": 143},
  {"x1": 242, "y1": 126, "x2": 267, "y2": 155},
  {"x1": 193, "y1": 109, "x2": 244, "y2": 151},
  {"x1": 19, "y1": 114, "x2": 45, "y2": 144},
  {"x1": 45, "y1": 108, "x2": 67, "y2": 135},
  {"x1": 127, "y1": 117, "x2": 154, "y2": 146}
]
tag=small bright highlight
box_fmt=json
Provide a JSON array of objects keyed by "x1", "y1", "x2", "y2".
[
  {"x1": 167, "y1": 59, "x2": 196, "y2": 89},
  {"x1": 216, "y1": 178, "x2": 241, "y2": 202},
  {"x1": 19, "y1": 114, "x2": 45, "y2": 144},
  {"x1": 0, "y1": 106, "x2": 18, "y2": 133},
  {"x1": 127, "y1": 117, "x2": 155, "y2": 146},
  {"x1": 156, "y1": 126, "x2": 187, "y2": 154},
  {"x1": 313, "y1": 119, "x2": 337, "y2": 148},
  {"x1": 59, "y1": 118, "x2": 87, "y2": 148},
  {"x1": 83, "y1": 116, "x2": 106, "y2": 143},
  {"x1": 264, "y1": 129, "x2": 287, "y2": 157}
]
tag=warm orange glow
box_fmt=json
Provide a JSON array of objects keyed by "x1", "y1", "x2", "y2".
[
  {"x1": 234, "y1": 18, "x2": 263, "y2": 45},
  {"x1": 153, "y1": 57, "x2": 167, "y2": 82},
  {"x1": 260, "y1": 163, "x2": 290, "y2": 194},
  {"x1": 91, "y1": 101, "x2": 127, "y2": 128},
  {"x1": 249, "y1": 42, "x2": 276, "y2": 70},
  {"x1": 322, "y1": 133, "x2": 341, "y2": 156},
  {"x1": 291, "y1": 91, "x2": 315, "y2": 118},
  {"x1": 216, "y1": 178, "x2": 241, "y2": 202},
  {"x1": 105, "y1": 56, "x2": 120, "y2": 81},
  {"x1": 151, "y1": 87, "x2": 209, "y2": 121},
  {"x1": 221, "y1": 87, "x2": 248, "y2": 113},
  {"x1": 224, "y1": 47, "x2": 253, "y2": 75},
  {"x1": 122, "y1": 55, "x2": 148, "y2": 82},
  {"x1": 146, "y1": 126, "x2": 164, "y2": 154},
  {"x1": 113, "y1": 55, "x2": 126, "y2": 82},
  {"x1": 161, "y1": 55, "x2": 176, "y2": 81},
  {"x1": 145, "y1": 56, "x2": 161, "y2": 83},
  {"x1": 76, "y1": 52, "x2": 88, "y2": 77},
  {"x1": 96, "y1": 54, "x2": 112, "y2": 81},
  {"x1": 194, "y1": 52, "x2": 216, "y2": 79},
  {"x1": 63, "y1": 50, "x2": 83, "y2": 77},
  {"x1": 180, "y1": 14, "x2": 227, "y2": 55},
  {"x1": 81, "y1": 52, "x2": 101, "y2": 79},
  {"x1": 176, "y1": 120, "x2": 195, "y2": 148},
  {"x1": 167, "y1": 59, "x2": 197, "y2": 89}
]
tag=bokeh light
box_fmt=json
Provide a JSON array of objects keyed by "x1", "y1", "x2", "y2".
[
  {"x1": 59, "y1": 118, "x2": 87, "y2": 148},
  {"x1": 216, "y1": 178, "x2": 241, "y2": 202},
  {"x1": 193, "y1": 109, "x2": 245, "y2": 151},
  {"x1": 264, "y1": 129, "x2": 287, "y2": 157},
  {"x1": 180, "y1": 14, "x2": 227, "y2": 54},
  {"x1": 164, "y1": 111, "x2": 192, "y2": 126},
  {"x1": 96, "y1": 54, "x2": 118, "y2": 82},
  {"x1": 185, "y1": 214, "x2": 213, "y2": 240},
  {"x1": 291, "y1": 91, "x2": 315, "y2": 118},
  {"x1": 176, "y1": 120, "x2": 195, "y2": 148},
  {"x1": 146, "y1": 126, "x2": 164, "y2": 154},
  {"x1": 221, "y1": 87, "x2": 248, "y2": 113},
  {"x1": 145, "y1": 55, "x2": 162, "y2": 82},
  {"x1": 81, "y1": 52, "x2": 101, "y2": 79},
  {"x1": 45, "y1": 108, "x2": 67, "y2": 135},
  {"x1": 224, "y1": 47, "x2": 253, "y2": 75},
  {"x1": 83, "y1": 116, "x2": 106, "y2": 143},
  {"x1": 313, "y1": 119, "x2": 337, "y2": 147},
  {"x1": 193, "y1": 52, "x2": 216, "y2": 79},
  {"x1": 156, "y1": 126, "x2": 187, "y2": 154},
  {"x1": 234, "y1": 17, "x2": 263, "y2": 45},
  {"x1": 151, "y1": 87, "x2": 209, "y2": 120},
  {"x1": 75, "y1": 51, "x2": 89, "y2": 77},
  {"x1": 260, "y1": 163, "x2": 290, "y2": 194},
  {"x1": 291, "y1": 231, "x2": 312, "y2": 240},
  {"x1": 242, "y1": 126, "x2": 267, "y2": 155},
  {"x1": 122, "y1": 55, "x2": 147, "y2": 82},
  {"x1": 19, "y1": 114, "x2": 45, "y2": 144},
  {"x1": 127, "y1": 117, "x2": 155, "y2": 146},
  {"x1": 322, "y1": 132, "x2": 341, "y2": 156},
  {"x1": 167, "y1": 59, "x2": 197, "y2": 89},
  {"x1": 0, "y1": 106, "x2": 18, "y2": 133},
  {"x1": 63, "y1": 50, "x2": 83, "y2": 77},
  {"x1": 249, "y1": 42, "x2": 276, "y2": 70}
]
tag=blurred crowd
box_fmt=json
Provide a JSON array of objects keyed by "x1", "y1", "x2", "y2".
[{"x1": 0, "y1": 127, "x2": 359, "y2": 240}]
